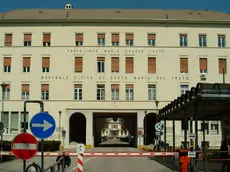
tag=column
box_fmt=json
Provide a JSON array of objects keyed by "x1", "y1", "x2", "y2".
[
  {"x1": 85, "y1": 111, "x2": 93, "y2": 148},
  {"x1": 137, "y1": 111, "x2": 145, "y2": 148}
]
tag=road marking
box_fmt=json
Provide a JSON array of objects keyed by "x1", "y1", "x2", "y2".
[
  {"x1": 13, "y1": 143, "x2": 37, "y2": 150},
  {"x1": 84, "y1": 157, "x2": 94, "y2": 163}
]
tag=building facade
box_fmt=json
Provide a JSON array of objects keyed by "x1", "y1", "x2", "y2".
[{"x1": 0, "y1": 7, "x2": 229, "y2": 148}]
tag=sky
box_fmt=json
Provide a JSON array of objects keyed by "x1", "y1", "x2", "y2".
[{"x1": 0, "y1": 0, "x2": 230, "y2": 14}]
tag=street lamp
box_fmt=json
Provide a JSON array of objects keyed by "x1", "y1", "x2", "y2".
[
  {"x1": 0, "y1": 83, "x2": 8, "y2": 122},
  {"x1": 144, "y1": 110, "x2": 147, "y2": 148},
  {"x1": 154, "y1": 100, "x2": 160, "y2": 150},
  {"x1": 58, "y1": 111, "x2": 62, "y2": 141},
  {"x1": 0, "y1": 83, "x2": 7, "y2": 163}
]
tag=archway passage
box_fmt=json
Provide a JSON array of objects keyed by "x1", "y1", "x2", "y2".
[
  {"x1": 144, "y1": 113, "x2": 157, "y2": 145},
  {"x1": 69, "y1": 113, "x2": 86, "y2": 144},
  {"x1": 93, "y1": 113, "x2": 137, "y2": 148}
]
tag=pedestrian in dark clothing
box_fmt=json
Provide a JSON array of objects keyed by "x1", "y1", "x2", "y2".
[{"x1": 220, "y1": 140, "x2": 229, "y2": 172}]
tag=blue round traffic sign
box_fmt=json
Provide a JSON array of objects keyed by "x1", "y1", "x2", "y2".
[{"x1": 30, "y1": 112, "x2": 56, "y2": 139}]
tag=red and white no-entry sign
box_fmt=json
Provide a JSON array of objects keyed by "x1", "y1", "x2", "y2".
[{"x1": 11, "y1": 133, "x2": 38, "y2": 160}]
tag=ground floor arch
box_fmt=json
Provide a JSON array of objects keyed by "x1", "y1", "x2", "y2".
[
  {"x1": 69, "y1": 112, "x2": 86, "y2": 144},
  {"x1": 144, "y1": 113, "x2": 157, "y2": 145}
]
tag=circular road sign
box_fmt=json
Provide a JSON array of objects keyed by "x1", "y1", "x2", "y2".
[
  {"x1": 155, "y1": 122, "x2": 164, "y2": 132},
  {"x1": 137, "y1": 129, "x2": 143, "y2": 136},
  {"x1": 12, "y1": 133, "x2": 38, "y2": 160}
]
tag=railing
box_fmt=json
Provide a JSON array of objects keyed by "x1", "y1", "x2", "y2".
[{"x1": 44, "y1": 152, "x2": 69, "y2": 172}]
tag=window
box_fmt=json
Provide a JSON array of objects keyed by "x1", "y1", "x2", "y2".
[
  {"x1": 23, "y1": 57, "x2": 31, "y2": 73},
  {"x1": 21, "y1": 84, "x2": 30, "y2": 100},
  {"x1": 111, "y1": 57, "x2": 119, "y2": 73},
  {"x1": 166, "y1": 127, "x2": 173, "y2": 133},
  {"x1": 42, "y1": 57, "x2": 50, "y2": 72},
  {"x1": 179, "y1": 34, "x2": 187, "y2": 47},
  {"x1": 4, "y1": 34, "x2": 12, "y2": 47},
  {"x1": 201, "y1": 121, "x2": 209, "y2": 134},
  {"x1": 24, "y1": 34, "x2": 32, "y2": 46},
  {"x1": 218, "y1": 35, "x2": 225, "y2": 47},
  {"x1": 180, "y1": 58, "x2": 188, "y2": 73},
  {"x1": 148, "y1": 84, "x2": 156, "y2": 100},
  {"x1": 148, "y1": 57, "x2": 156, "y2": 73},
  {"x1": 148, "y1": 34, "x2": 156, "y2": 46},
  {"x1": 10, "y1": 112, "x2": 19, "y2": 134},
  {"x1": 111, "y1": 84, "x2": 119, "y2": 100},
  {"x1": 199, "y1": 58, "x2": 207, "y2": 73},
  {"x1": 219, "y1": 58, "x2": 227, "y2": 74},
  {"x1": 97, "y1": 84, "x2": 105, "y2": 100},
  {"x1": 199, "y1": 34, "x2": 206, "y2": 47},
  {"x1": 74, "y1": 84, "x2": 82, "y2": 100},
  {"x1": 75, "y1": 57, "x2": 83, "y2": 72},
  {"x1": 4, "y1": 84, "x2": 10, "y2": 100},
  {"x1": 180, "y1": 85, "x2": 189, "y2": 95},
  {"x1": 126, "y1": 57, "x2": 134, "y2": 73},
  {"x1": 75, "y1": 33, "x2": 83, "y2": 46},
  {"x1": 43, "y1": 33, "x2": 51, "y2": 46},
  {"x1": 97, "y1": 57, "x2": 105, "y2": 73},
  {"x1": 41, "y1": 84, "x2": 49, "y2": 100},
  {"x1": 111, "y1": 125, "x2": 118, "y2": 129},
  {"x1": 3, "y1": 57, "x2": 11, "y2": 73},
  {"x1": 126, "y1": 84, "x2": 134, "y2": 100},
  {"x1": 97, "y1": 33, "x2": 105, "y2": 46},
  {"x1": 2, "y1": 112, "x2": 9, "y2": 134},
  {"x1": 111, "y1": 33, "x2": 119, "y2": 46},
  {"x1": 210, "y1": 121, "x2": 219, "y2": 134},
  {"x1": 126, "y1": 33, "x2": 133, "y2": 46}
]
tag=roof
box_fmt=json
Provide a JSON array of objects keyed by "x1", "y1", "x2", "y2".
[{"x1": 0, "y1": 9, "x2": 230, "y2": 23}]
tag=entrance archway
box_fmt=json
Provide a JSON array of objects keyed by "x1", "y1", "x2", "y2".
[
  {"x1": 69, "y1": 112, "x2": 86, "y2": 144},
  {"x1": 143, "y1": 113, "x2": 157, "y2": 145}
]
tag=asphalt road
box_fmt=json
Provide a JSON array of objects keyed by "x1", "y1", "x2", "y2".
[
  {"x1": 75, "y1": 147, "x2": 173, "y2": 172},
  {"x1": 0, "y1": 146, "x2": 173, "y2": 172}
]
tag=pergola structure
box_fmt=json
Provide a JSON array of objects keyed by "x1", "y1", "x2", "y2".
[{"x1": 157, "y1": 83, "x2": 230, "y2": 171}]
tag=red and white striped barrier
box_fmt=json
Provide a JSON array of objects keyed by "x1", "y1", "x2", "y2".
[
  {"x1": 77, "y1": 154, "x2": 83, "y2": 172},
  {"x1": 0, "y1": 151, "x2": 178, "y2": 157}
]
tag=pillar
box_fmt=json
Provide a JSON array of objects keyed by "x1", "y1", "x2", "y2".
[
  {"x1": 85, "y1": 111, "x2": 93, "y2": 148},
  {"x1": 137, "y1": 111, "x2": 145, "y2": 149}
]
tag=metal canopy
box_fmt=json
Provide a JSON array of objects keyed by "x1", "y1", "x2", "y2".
[{"x1": 158, "y1": 83, "x2": 230, "y2": 120}]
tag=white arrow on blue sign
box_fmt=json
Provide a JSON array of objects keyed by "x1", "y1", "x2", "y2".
[{"x1": 30, "y1": 112, "x2": 56, "y2": 139}]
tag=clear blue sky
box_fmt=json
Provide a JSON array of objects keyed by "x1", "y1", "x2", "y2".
[{"x1": 0, "y1": 0, "x2": 230, "y2": 13}]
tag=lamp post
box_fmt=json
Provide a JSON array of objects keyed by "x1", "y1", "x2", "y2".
[
  {"x1": 0, "y1": 83, "x2": 7, "y2": 163},
  {"x1": 154, "y1": 100, "x2": 160, "y2": 150},
  {"x1": 0, "y1": 83, "x2": 7, "y2": 122},
  {"x1": 58, "y1": 111, "x2": 62, "y2": 141},
  {"x1": 144, "y1": 110, "x2": 147, "y2": 148}
]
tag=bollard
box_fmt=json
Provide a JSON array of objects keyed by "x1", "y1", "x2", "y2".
[
  {"x1": 77, "y1": 153, "x2": 83, "y2": 172},
  {"x1": 178, "y1": 149, "x2": 190, "y2": 172}
]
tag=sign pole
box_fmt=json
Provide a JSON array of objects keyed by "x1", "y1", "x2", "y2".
[
  {"x1": 41, "y1": 138, "x2": 44, "y2": 171},
  {"x1": 23, "y1": 101, "x2": 44, "y2": 172},
  {"x1": 29, "y1": 111, "x2": 56, "y2": 172}
]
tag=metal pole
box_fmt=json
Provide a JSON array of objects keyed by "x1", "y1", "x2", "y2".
[
  {"x1": 59, "y1": 111, "x2": 62, "y2": 141},
  {"x1": 223, "y1": 66, "x2": 225, "y2": 84},
  {"x1": 0, "y1": 83, "x2": 6, "y2": 164},
  {"x1": 172, "y1": 113, "x2": 175, "y2": 151},
  {"x1": 155, "y1": 101, "x2": 159, "y2": 150},
  {"x1": 203, "y1": 120, "x2": 208, "y2": 172},
  {"x1": 23, "y1": 101, "x2": 44, "y2": 172},
  {"x1": 184, "y1": 110, "x2": 188, "y2": 149},
  {"x1": 164, "y1": 119, "x2": 166, "y2": 151}
]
